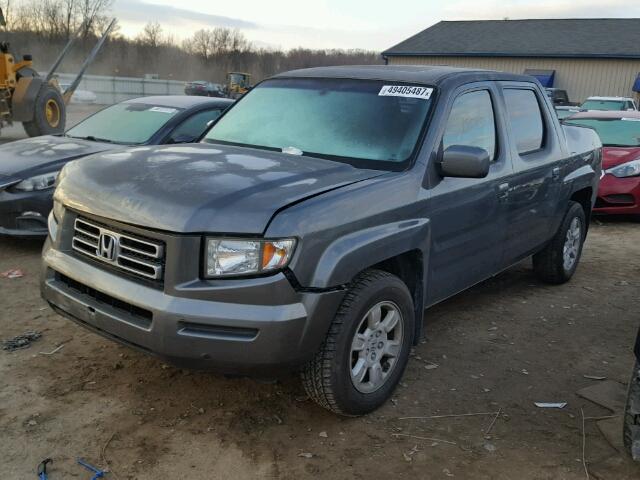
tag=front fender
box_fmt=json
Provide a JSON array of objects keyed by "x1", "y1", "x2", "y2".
[{"x1": 310, "y1": 218, "x2": 430, "y2": 288}]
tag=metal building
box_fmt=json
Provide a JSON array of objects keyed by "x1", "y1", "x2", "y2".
[{"x1": 382, "y1": 19, "x2": 640, "y2": 103}]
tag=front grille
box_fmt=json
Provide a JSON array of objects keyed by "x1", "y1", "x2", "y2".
[
  {"x1": 72, "y1": 217, "x2": 165, "y2": 281},
  {"x1": 56, "y1": 272, "x2": 152, "y2": 328}
]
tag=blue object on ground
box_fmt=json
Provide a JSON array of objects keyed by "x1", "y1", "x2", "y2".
[
  {"x1": 37, "y1": 458, "x2": 52, "y2": 480},
  {"x1": 77, "y1": 458, "x2": 105, "y2": 479}
]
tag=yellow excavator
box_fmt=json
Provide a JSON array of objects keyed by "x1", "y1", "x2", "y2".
[
  {"x1": 226, "y1": 72, "x2": 252, "y2": 99},
  {"x1": 0, "y1": 9, "x2": 115, "y2": 137}
]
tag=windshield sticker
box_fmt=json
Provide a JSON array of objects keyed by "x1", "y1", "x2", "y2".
[
  {"x1": 149, "y1": 106, "x2": 178, "y2": 114},
  {"x1": 621, "y1": 117, "x2": 640, "y2": 122},
  {"x1": 378, "y1": 85, "x2": 433, "y2": 99}
]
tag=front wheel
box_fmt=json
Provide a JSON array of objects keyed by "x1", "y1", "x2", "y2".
[
  {"x1": 301, "y1": 269, "x2": 415, "y2": 416},
  {"x1": 624, "y1": 360, "x2": 640, "y2": 461},
  {"x1": 22, "y1": 84, "x2": 66, "y2": 137},
  {"x1": 533, "y1": 201, "x2": 586, "y2": 284}
]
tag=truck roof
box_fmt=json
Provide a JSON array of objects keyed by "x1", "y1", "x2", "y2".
[{"x1": 274, "y1": 65, "x2": 535, "y2": 85}]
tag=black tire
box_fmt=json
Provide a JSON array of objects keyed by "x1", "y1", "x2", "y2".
[
  {"x1": 22, "y1": 84, "x2": 66, "y2": 137},
  {"x1": 623, "y1": 360, "x2": 640, "y2": 461},
  {"x1": 301, "y1": 269, "x2": 415, "y2": 416},
  {"x1": 533, "y1": 201, "x2": 586, "y2": 284}
]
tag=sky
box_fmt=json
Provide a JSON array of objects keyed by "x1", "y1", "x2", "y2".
[{"x1": 113, "y1": 0, "x2": 640, "y2": 51}]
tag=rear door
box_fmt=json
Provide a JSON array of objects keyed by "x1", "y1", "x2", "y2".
[
  {"x1": 499, "y1": 83, "x2": 566, "y2": 263},
  {"x1": 425, "y1": 82, "x2": 513, "y2": 305}
]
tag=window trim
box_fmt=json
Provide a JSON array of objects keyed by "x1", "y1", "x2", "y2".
[
  {"x1": 440, "y1": 87, "x2": 499, "y2": 164},
  {"x1": 503, "y1": 86, "x2": 547, "y2": 157},
  {"x1": 166, "y1": 107, "x2": 224, "y2": 143}
]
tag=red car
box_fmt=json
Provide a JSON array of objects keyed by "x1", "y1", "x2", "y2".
[{"x1": 565, "y1": 110, "x2": 640, "y2": 215}]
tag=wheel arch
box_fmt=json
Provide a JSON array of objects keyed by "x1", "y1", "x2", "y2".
[
  {"x1": 369, "y1": 250, "x2": 425, "y2": 345},
  {"x1": 303, "y1": 219, "x2": 430, "y2": 344},
  {"x1": 570, "y1": 186, "x2": 593, "y2": 230}
]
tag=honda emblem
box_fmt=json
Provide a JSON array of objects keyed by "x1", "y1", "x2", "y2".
[{"x1": 97, "y1": 233, "x2": 117, "y2": 261}]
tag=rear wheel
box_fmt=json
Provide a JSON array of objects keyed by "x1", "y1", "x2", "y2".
[
  {"x1": 301, "y1": 269, "x2": 414, "y2": 416},
  {"x1": 22, "y1": 84, "x2": 66, "y2": 137},
  {"x1": 533, "y1": 201, "x2": 586, "y2": 284},
  {"x1": 623, "y1": 360, "x2": 640, "y2": 461}
]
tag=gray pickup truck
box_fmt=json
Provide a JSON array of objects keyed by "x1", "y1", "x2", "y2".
[{"x1": 41, "y1": 66, "x2": 601, "y2": 415}]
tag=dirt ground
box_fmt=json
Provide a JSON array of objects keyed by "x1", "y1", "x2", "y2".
[{"x1": 1, "y1": 106, "x2": 640, "y2": 479}]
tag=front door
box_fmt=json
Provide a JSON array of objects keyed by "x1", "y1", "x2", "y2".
[{"x1": 425, "y1": 84, "x2": 513, "y2": 305}]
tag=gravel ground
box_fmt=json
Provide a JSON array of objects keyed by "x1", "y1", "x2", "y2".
[{"x1": 0, "y1": 105, "x2": 639, "y2": 479}]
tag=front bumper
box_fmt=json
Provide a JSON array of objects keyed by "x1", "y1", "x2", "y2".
[
  {"x1": 41, "y1": 235, "x2": 345, "y2": 374},
  {"x1": 0, "y1": 186, "x2": 52, "y2": 236},
  {"x1": 594, "y1": 174, "x2": 640, "y2": 215}
]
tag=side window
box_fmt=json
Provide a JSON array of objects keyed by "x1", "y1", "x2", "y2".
[
  {"x1": 442, "y1": 90, "x2": 497, "y2": 162},
  {"x1": 168, "y1": 109, "x2": 223, "y2": 143},
  {"x1": 504, "y1": 89, "x2": 544, "y2": 155}
]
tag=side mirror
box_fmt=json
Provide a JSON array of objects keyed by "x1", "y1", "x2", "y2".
[
  {"x1": 169, "y1": 134, "x2": 197, "y2": 144},
  {"x1": 440, "y1": 145, "x2": 490, "y2": 178}
]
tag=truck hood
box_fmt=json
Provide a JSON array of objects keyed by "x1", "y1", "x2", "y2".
[
  {"x1": 0, "y1": 135, "x2": 115, "y2": 178},
  {"x1": 56, "y1": 144, "x2": 384, "y2": 234}
]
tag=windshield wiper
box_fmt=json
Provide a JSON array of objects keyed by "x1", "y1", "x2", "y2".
[{"x1": 67, "y1": 135, "x2": 115, "y2": 143}]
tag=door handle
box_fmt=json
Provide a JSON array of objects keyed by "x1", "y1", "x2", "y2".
[
  {"x1": 497, "y1": 182, "x2": 509, "y2": 201},
  {"x1": 552, "y1": 167, "x2": 561, "y2": 181}
]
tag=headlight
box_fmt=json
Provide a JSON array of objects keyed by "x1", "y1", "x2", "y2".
[
  {"x1": 52, "y1": 200, "x2": 64, "y2": 222},
  {"x1": 607, "y1": 159, "x2": 640, "y2": 178},
  {"x1": 205, "y1": 238, "x2": 296, "y2": 277},
  {"x1": 47, "y1": 211, "x2": 58, "y2": 241},
  {"x1": 12, "y1": 171, "x2": 59, "y2": 191}
]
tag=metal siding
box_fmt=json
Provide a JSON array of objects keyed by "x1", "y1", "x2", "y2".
[
  {"x1": 47, "y1": 73, "x2": 185, "y2": 104},
  {"x1": 387, "y1": 56, "x2": 640, "y2": 102}
]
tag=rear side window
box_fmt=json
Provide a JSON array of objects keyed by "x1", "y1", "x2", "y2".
[
  {"x1": 504, "y1": 89, "x2": 544, "y2": 155},
  {"x1": 442, "y1": 90, "x2": 496, "y2": 162}
]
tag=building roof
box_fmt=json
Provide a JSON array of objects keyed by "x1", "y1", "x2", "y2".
[
  {"x1": 383, "y1": 19, "x2": 640, "y2": 59},
  {"x1": 276, "y1": 65, "x2": 530, "y2": 85},
  {"x1": 123, "y1": 95, "x2": 234, "y2": 109}
]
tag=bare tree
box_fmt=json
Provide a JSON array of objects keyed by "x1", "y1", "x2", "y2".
[
  {"x1": 184, "y1": 29, "x2": 215, "y2": 61},
  {"x1": 77, "y1": 0, "x2": 113, "y2": 38},
  {"x1": 0, "y1": 11, "x2": 381, "y2": 82},
  {"x1": 138, "y1": 21, "x2": 162, "y2": 48},
  {"x1": 0, "y1": 0, "x2": 11, "y2": 28}
]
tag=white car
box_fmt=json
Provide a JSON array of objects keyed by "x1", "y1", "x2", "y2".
[
  {"x1": 59, "y1": 83, "x2": 98, "y2": 104},
  {"x1": 580, "y1": 96, "x2": 638, "y2": 111}
]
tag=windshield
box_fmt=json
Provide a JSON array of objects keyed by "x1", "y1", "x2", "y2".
[
  {"x1": 564, "y1": 118, "x2": 640, "y2": 147},
  {"x1": 204, "y1": 78, "x2": 434, "y2": 168},
  {"x1": 66, "y1": 103, "x2": 183, "y2": 144},
  {"x1": 580, "y1": 100, "x2": 626, "y2": 111}
]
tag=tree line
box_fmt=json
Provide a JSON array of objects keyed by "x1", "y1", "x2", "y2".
[{"x1": 0, "y1": 1, "x2": 382, "y2": 82}]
